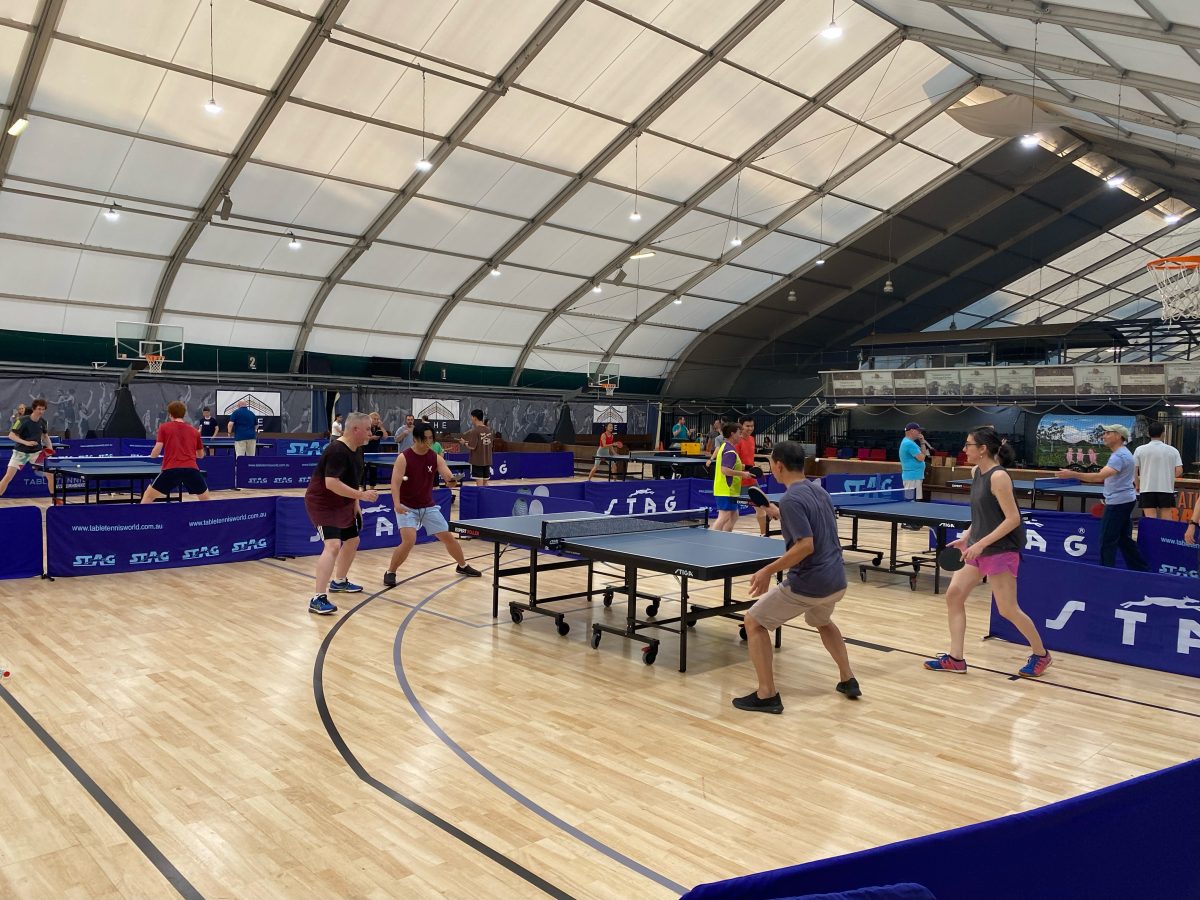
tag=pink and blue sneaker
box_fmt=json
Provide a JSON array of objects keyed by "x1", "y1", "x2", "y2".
[
  {"x1": 923, "y1": 653, "x2": 967, "y2": 673},
  {"x1": 1018, "y1": 652, "x2": 1053, "y2": 678}
]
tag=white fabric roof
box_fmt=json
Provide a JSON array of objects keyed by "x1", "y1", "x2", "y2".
[{"x1": 9, "y1": 0, "x2": 1183, "y2": 383}]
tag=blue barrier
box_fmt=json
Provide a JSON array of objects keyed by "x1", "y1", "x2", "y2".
[
  {"x1": 275, "y1": 489, "x2": 452, "y2": 555},
  {"x1": 583, "y1": 479, "x2": 694, "y2": 516},
  {"x1": 823, "y1": 472, "x2": 901, "y2": 493},
  {"x1": 200, "y1": 455, "x2": 235, "y2": 491},
  {"x1": 1137, "y1": 516, "x2": 1199, "y2": 578},
  {"x1": 468, "y1": 486, "x2": 594, "y2": 519},
  {"x1": 445, "y1": 452, "x2": 521, "y2": 480},
  {"x1": 276, "y1": 438, "x2": 325, "y2": 457},
  {"x1": 236, "y1": 457, "x2": 316, "y2": 489},
  {"x1": 683, "y1": 756, "x2": 1200, "y2": 899},
  {"x1": 0, "y1": 506, "x2": 43, "y2": 579},
  {"x1": 517, "y1": 452, "x2": 573, "y2": 479},
  {"x1": 1, "y1": 463, "x2": 52, "y2": 498},
  {"x1": 63, "y1": 438, "x2": 121, "y2": 456},
  {"x1": 991, "y1": 555, "x2": 1200, "y2": 677},
  {"x1": 120, "y1": 438, "x2": 158, "y2": 455},
  {"x1": 46, "y1": 498, "x2": 275, "y2": 577},
  {"x1": 935, "y1": 509, "x2": 1100, "y2": 564}
]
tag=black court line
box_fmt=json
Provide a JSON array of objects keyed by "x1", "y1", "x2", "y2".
[
  {"x1": 312, "y1": 566, "x2": 573, "y2": 900},
  {"x1": 392, "y1": 581, "x2": 690, "y2": 896},
  {"x1": 0, "y1": 683, "x2": 204, "y2": 899}
]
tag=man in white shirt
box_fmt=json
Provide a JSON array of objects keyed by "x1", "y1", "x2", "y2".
[{"x1": 1133, "y1": 422, "x2": 1183, "y2": 519}]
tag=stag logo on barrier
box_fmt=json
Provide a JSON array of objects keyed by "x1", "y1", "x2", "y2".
[
  {"x1": 603, "y1": 487, "x2": 681, "y2": 516},
  {"x1": 285, "y1": 441, "x2": 324, "y2": 456},
  {"x1": 183, "y1": 545, "x2": 220, "y2": 560},
  {"x1": 1023, "y1": 520, "x2": 1089, "y2": 557},
  {"x1": 74, "y1": 554, "x2": 116, "y2": 567},
  {"x1": 247, "y1": 477, "x2": 269, "y2": 485},
  {"x1": 231, "y1": 539, "x2": 268, "y2": 553},
  {"x1": 129, "y1": 551, "x2": 170, "y2": 565},
  {"x1": 841, "y1": 474, "x2": 900, "y2": 492},
  {"x1": 1045, "y1": 595, "x2": 1200, "y2": 655},
  {"x1": 273, "y1": 476, "x2": 293, "y2": 485}
]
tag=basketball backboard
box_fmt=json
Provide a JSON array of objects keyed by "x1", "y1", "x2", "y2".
[
  {"x1": 115, "y1": 321, "x2": 185, "y2": 365},
  {"x1": 587, "y1": 361, "x2": 620, "y2": 392}
]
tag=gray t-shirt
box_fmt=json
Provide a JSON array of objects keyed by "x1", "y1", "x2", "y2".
[
  {"x1": 778, "y1": 480, "x2": 848, "y2": 598},
  {"x1": 1104, "y1": 445, "x2": 1136, "y2": 504}
]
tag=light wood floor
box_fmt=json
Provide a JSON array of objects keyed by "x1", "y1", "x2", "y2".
[{"x1": 1, "y1": 488, "x2": 1198, "y2": 898}]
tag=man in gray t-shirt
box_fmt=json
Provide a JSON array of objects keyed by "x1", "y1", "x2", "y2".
[{"x1": 733, "y1": 441, "x2": 859, "y2": 714}]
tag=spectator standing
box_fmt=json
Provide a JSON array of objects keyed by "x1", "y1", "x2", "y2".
[
  {"x1": 463, "y1": 408, "x2": 494, "y2": 486},
  {"x1": 227, "y1": 400, "x2": 258, "y2": 457},
  {"x1": 1134, "y1": 422, "x2": 1182, "y2": 519},
  {"x1": 1058, "y1": 424, "x2": 1148, "y2": 570}
]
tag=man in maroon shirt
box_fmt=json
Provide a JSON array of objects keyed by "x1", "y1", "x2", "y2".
[
  {"x1": 141, "y1": 400, "x2": 210, "y2": 503},
  {"x1": 383, "y1": 422, "x2": 481, "y2": 586},
  {"x1": 304, "y1": 412, "x2": 378, "y2": 615}
]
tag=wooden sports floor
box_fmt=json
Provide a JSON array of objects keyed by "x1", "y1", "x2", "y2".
[{"x1": 1, "y1": 486, "x2": 1198, "y2": 898}]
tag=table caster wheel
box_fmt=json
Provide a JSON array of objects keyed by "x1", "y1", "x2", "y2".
[
  {"x1": 739, "y1": 625, "x2": 747, "y2": 641},
  {"x1": 859, "y1": 567, "x2": 868, "y2": 583},
  {"x1": 602, "y1": 589, "x2": 614, "y2": 607},
  {"x1": 645, "y1": 603, "x2": 659, "y2": 618},
  {"x1": 872, "y1": 554, "x2": 883, "y2": 567},
  {"x1": 510, "y1": 608, "x2": 523, "y2": 624},
  {"x1": 556, "y1": 618, "x2": 570, "y2": 636},
  {"x1": 909, "y1": 576, "x2": 918, "y2": 592},
  {"x1": 686, "y1": 618, "x2": 696, "y2": 629},
  {"x1": 590, "y1": 631, "x2": 601, "y2": 650},
  {"x1": 642, "y1": 646, "x2": 657, "y2": 665}
]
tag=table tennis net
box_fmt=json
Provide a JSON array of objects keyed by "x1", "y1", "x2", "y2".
[
  {"x1": 826, "y1": 487, "x2": 916, "y2": 507},
  {"x1": 541, "y1": 508, "x2": 710, "y2": 543}
]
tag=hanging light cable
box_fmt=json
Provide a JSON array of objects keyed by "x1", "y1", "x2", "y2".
[
  {"x1": 204, "y1": 0, "x2": 221, "y2": 114},
  {"x1": 416, "y1": 71, "x2": 433, "y2": 172},
  {"x1": 629, "y1": 137, "x2": 641, "y2": 222},
  {"x1": 822, "y1": 0, "x2": 842, "y2": 39},
  {"x1": 729, "y1": 173, "x2": 742, "y2": 246},
  {"x1": 1021, "y1": 22, "x2": 1039, "y2": 147},
  {"x1": 815, "y1": 196, "x2": 827, "y2": 264}
]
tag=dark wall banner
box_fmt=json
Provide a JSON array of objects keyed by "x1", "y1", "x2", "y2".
[
  {"x1": 46, "y1": 498, "x2": 275, "y2": 577},
  {"x1": 275, "y1": 490, "x2": 451, "y2": 556},
  {"x1": 236, "y1": 457, "x2": 317, "y2": 489},
  {"x1": 991, "y1": 555, "x2": 1200, "y2": 677},
  {"x1": 1136, "y1": 517, "x2": 1199, "y2": 579},
  {"x1": 0, "y1": 506, "x2": 43, "y2": 579}
]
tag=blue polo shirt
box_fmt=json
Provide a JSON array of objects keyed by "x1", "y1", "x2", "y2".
[
  {"x1": 229, "y1": 407, "x2": 258, "y2": 441},
  {"x1": 899, "y1": 436, "x2": 925, "y2": 481},
  {"x1": 1103, "y1": 445, "x2": 1136, "y2": 505}
]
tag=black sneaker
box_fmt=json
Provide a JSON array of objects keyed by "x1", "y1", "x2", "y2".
[
  {"x1": 456, "y1": 564, "x2": 482, "y2": 577},
  {"x1": 837, "y1": 677, "x2": 862, "y2": 699},
  {"x1": 383, "y1": 570, "x2": 397, "y2": 587},
  {"x1": 731, "y1": 690, "x2": 783, "y2": 714}
]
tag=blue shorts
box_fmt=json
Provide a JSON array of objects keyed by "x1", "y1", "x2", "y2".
[
  {"x1": 715, "y1": 496, "x2": 740, "y2": 512},
  {"x1": 395, "y1": 506, "x2": 449, "y2": 534}
]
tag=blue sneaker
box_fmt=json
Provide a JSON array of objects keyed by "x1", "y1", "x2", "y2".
[
  {"x1": 309, "y1": 594, "x2": 337, "y2": 615},
  {"x1": 328, "y1": 578, "x2": 362, "y2": 593}
]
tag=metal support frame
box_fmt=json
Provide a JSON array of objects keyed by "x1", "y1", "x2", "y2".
[{"x1": 0, "y1": 0, "x2": 66, "y2": 182}]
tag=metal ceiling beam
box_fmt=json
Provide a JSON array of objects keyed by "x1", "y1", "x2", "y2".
[
  {"x1": 509, "y1": 28, "x2": 908, "y2": 386},
  {"x1": 146, "y1": 0, "x2": 351, "y2": 327},
  {"x1": 915, "y1": 0, "x2": 1200, "y2": 50},
  {"x1": 0, "y1": 0, "x2": 65, "y2": 180},
  {"x1": 903, "y1": 26, "x2": 1200, "y2": 104},
  {"x1": 405, "y1": 0, "x2": 786, "y2": 378},
  {"x1": 597, "y1": 83, "x2": 978, "y2": 373},
  {"x1": 288, "y1": 0, "x2": 586, "y2": 372}
]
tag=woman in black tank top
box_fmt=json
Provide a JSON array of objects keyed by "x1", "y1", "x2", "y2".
[{"x1": 923, "y1": 426, "x2": 1053, "y2": 679}]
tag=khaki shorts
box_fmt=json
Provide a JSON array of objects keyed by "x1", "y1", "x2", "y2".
[
  {"x1": 234, "y1": 439, "x2": 257, "y2": 457},
  {"x1": 748, "y1": 582, "x2": 844, "y2": 630}
]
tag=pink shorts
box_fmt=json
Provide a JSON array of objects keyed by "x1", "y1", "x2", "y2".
[{"x1": 965, "y1": 550, "x2": 1020, "y2": 577}]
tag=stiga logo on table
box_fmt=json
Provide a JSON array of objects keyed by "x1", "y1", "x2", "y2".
[
  {"x1": 129, "y1": 551, "x2": 170, "y2": 565},
  {"x1": 73, "y1": 554, "x2": 115, "y2": 567},
  {"x1": 231, "y1": 539, "x2": 268, "y2": 553},
  {"x1": 183, "y1": 546, "x2": 221, "y2": 560},
  {"x1": 285, "y1": 441, "x2": 324, "y2": 456}
]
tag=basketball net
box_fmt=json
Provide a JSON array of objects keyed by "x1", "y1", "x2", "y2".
[
  {"x1": 599, "y1": 382, "x2": 615, "y2": 398},
  {"x1": 145, "y1": 353, "x2": 165, "y2": 374},
  {"x1": 1148, "y1": 256, "x2": 1200, "y2": 323}
]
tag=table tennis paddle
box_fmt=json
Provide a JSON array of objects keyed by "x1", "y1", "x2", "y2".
[
  {"x1": 745, "y1": 486, "x2": 771, "y2": 508},
  {"x1": 938, "y1": 546, "x2": 965, "y2": 571},
  {"x1": 746, "y1": 465, "x2": 764, "y2": 479}
]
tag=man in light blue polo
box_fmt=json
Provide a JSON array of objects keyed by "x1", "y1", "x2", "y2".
[
  {"x1": 899, "y1": 422, "x2": 927, "y2": 529},
  {"x1": 1057, "y1": 424, "x2": 1148, "y2": 570}
]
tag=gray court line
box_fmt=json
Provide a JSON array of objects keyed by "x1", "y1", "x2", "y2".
[
  {"x1": 391, "y1": 582, "x2": 689, "y2": 896},
  {"x1": 0, "y1": 683, "x2": 204, "y2": 899}
]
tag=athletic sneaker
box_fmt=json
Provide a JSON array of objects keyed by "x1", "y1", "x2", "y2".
[
  {"x1": 309, "y1": 594, "x2": 337, "y2": 615},
  {"x1": 455, "y1": 564, "x2": 482, "y2": 577},
  {"x1": 328, "y1": 578, "x2": 362, "y2": 593},
  {"x1": 382, "y1": 570, "x2": 397, "y2": 587},
  {"x1": 836, "y1": 677, "x2": 862, "y2": 699},
  {"x1": 924, "y1": 653, "x2": 968, "y2": 673},
  {"x1": 731, "y1": 690, "x2": 783, "y2": 714},
  {"x1": 1018, "y1": 652, "x2": 1053, "y2": 678}
]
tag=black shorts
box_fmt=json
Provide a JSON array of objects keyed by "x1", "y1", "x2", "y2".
[
  {"x1": 318, "y1": 515, "x2": 361, "y2": 542},
  {"x1": 471, "y1": 465, "x2": 491, "y2": 479},
  {"x1": 150, "y1": 468, "x2": 208, "y2": 495},
  {"x1": 1138, "y1": 491, "x2": 1176, "y2": 509}
]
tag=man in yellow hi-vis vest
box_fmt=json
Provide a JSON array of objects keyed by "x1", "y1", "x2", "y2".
[{"x1": 712, "y1": 422, "x2": 744, "y2": 532}]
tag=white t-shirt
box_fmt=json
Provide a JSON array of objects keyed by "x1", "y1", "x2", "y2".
[{"x1": 1133, "y1": 440, "x2": 1182, "y2": 493}]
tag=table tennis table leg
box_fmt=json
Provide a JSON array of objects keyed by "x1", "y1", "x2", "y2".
[
  {"x1": 491, "y1": 542, "x2": 501, "y2": 618},
  {"x1": 678, "y1": 576, "x2": 688, "y2": 672},
  {"x1": 934, "y1": 525, "x2": 945, "y2": 594}
]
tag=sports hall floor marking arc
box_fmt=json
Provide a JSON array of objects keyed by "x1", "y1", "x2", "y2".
[
  {"x1": 0, "y1": 683, "x2": 204, "y2": 900},
  {"x1": 390, "y1": 580, "x2": 690, "y2": 896},
  {"x1": 312, "y1": 566, "x2": 575, "y2": 900}
]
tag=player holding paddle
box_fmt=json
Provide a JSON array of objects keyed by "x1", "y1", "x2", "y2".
[{"x1": 925, "y1": 426, "x2": 1052, "y2": 678}]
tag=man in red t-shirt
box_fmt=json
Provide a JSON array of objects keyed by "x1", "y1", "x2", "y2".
[
  {"x1": 141, "y1": 400, "x2": 210, "y2": 503},
  {"x1": 737, "y1": 416, "x2": 768, "y2": 536},
  {"x1": 383, "y1": 422, "x2": 481, "y2": 586}
]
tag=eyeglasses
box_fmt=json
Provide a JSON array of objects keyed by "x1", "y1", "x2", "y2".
[{"x1": 963, "y1": 441, "x2": 979, "y2": 448}]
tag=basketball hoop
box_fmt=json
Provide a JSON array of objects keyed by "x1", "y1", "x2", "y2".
[
  {"x1": 144, "y1": 353, "x2": 165, "y2": 374},
  {"x1": 1147, "y1": 256, "x2": 1200, "y2": 322},
  {"x1": 599, "y1": 382, "x2": 615, "y2": 398}
]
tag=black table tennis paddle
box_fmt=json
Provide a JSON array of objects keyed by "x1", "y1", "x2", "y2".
[{"x1": 938, "y1": 546, "x2": 965, "y2": 571}]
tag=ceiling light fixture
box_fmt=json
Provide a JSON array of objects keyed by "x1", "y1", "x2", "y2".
[
  {"x1": 204, "y1": 0, "x2": 220, "y2": 115},
  {"x1": 629, "y1": 137, "x2": 642, "y2": 222},
  {"x1": 1165, "y1": 213, "x2": 1182, "y2": 225},
  {"x1": 787, "y1": 289, "x2": 797, "y2": 302},
  {"x1": 822, "y1": 0, "x2": 842, "y2": 39},
  {"x1": 592, "y1": 283, "x2": 602, "y2": 293},
  {"x1": 630, "y1": 250, "x2": 656, "y2": 260},
  {"x1": 416, "y1": 70, "x2": 433, "y2": 172},
  {"x1": 1107, "y1": 174, "x2": 1125, "y2": 187},
  {"x1": 1020, "y1": 133, "x2": 1040, "y2": 148},
  {"x1": 883, "y1": 277, "x2": 894, "y2": 295},
  {"x1": 814, "y1": 257, "x2": 826, "y2": 265},
  {"x1": 287, "y1": 232, "x2": 301, "y2": 250},
  {"x1": 673, "y1": 298, "x2": 683, "y2": 305},
  {"x1": 730, "y1": 236, "x2": 742, "y2": 247},
  {"x1": 103, "y1": 204, "x2": 120, "y2": 222},
  {"x1": 489, "y1": 264, "x2": 501, "y2": 276},
  {"x1": 6, "y1": 117, "x2": 28, "y2": 137}
]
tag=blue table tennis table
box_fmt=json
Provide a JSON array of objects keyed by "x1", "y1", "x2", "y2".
[
  {"x1": 201, "y1": 437, "x2": 239, "y2": 454},
  {"x1": 452, "y1": 509, "x2": 786, "y2": 671},
  {"x1": 947, "y1": 477, "x2": 1105, "y2": 511},
  {"x1": 592, "y1": 452, "x2": 712, "y2": 481},
  {"x1": 34, "y1": 456, "x2": 205, "y2": 504}
]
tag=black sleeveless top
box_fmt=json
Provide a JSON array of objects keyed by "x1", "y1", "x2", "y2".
[{"x1": 969, "y1": 466, "x2": 1023, "y2": 556}]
